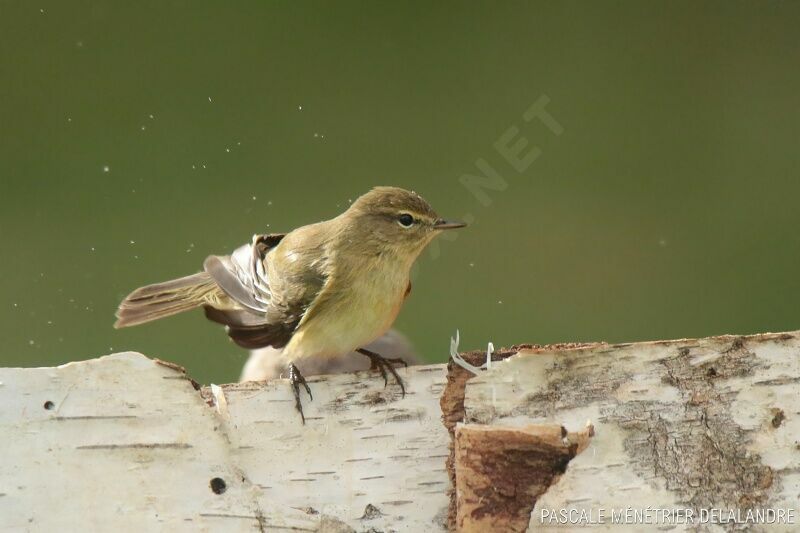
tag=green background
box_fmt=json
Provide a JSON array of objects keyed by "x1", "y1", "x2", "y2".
[{"x1": 2, "y1": 1, "x2": 799, "y2": 384}]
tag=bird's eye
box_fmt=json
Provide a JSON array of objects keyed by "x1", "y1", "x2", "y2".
[{"x1": 397, "y1": 213, "x2": 415, "y2": 228}]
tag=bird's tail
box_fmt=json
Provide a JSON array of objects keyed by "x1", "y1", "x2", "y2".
[{"x1": 114, "y1": 272, "x2": 220, "y2": 328}]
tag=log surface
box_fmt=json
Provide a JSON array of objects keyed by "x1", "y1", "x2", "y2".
[
  {"x1": 2, "y1": 330, "x2": 799, "y2": 532},
  {"x1": 0, "y1": 353, "x2": 449, "y2": 532}
]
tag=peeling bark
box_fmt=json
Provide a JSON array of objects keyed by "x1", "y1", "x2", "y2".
[
  {"x1": 440, "y1": 343, "x2": 595, "y2": 530},
  {"x1": 455, "y1": 423, "x2": 593, "y2": 532}
]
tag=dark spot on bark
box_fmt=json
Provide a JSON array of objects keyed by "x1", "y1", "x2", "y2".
[
  {"x1": 771, "y1": 408, "x2": 785, "y2": 428},
  {"x1": 360, "y1": 503, "x2": 382, "y2": 520},
  {"x1": 43, "y1": 401, "x2": 55, "y2": 410},
  {"x1": 209, "y1": 477, "x2": 227, "y2": 494},
  {"x1": 706, "y1": 367, "x2": 717, "y2": 377},
  {"x1": 722, "y1": 337, "x2": 746, "y2": 353},
  {"x1": 361, "y1": 391, "x2": 386, "y2": 405}
]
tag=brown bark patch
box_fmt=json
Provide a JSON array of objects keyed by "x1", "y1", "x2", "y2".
[
  {"x1": 454, "y1": 424, "x2": 592, "y2": 532},
  {"x1": 440, "y1": 342, "x2": 600, "y2": 530}
]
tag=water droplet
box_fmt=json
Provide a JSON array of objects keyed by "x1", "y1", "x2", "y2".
[
  {"x1": 67, "y1": 117, "x2": 72, "y2": 122},
  {"x1": 298, "y1": 105, "x2": 303, "y2": 111},
  {"x1": 469, "y1": 262, "x2": 475, "y2": 267},
  {"x1": 129, "y1": 240, "x2": 135, "y2": 244},
  {"x1": 29, "y1": 340, "x2": 34, "y2": 345},
  {"x1": 226, "y1": 147, "x2": 230, "y2": 153},
  {"x1": 103, "y1": 165, "x2": 110, "y2": 173},
  {"x1": 149, "y1": 114, "x2": 154, "y2": 119},
  {"x1": 498, "y1": 300, "x2": 503, "y2": 304},
  {"x1": 208, "y1": 96, "x2": 213, "y2": 103},
  {"x1": 140, "y1": 125, "x2": 146, "y2": 131},
  {"x1": 252, "y1": 196, "x2": 257, "y2": 201}
]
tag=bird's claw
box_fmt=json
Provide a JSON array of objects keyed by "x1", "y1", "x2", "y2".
[
  {"x1": 357, "y1": 348, "x2": 407, "y2": 396},
  {"x1": 288, "y1": 363, "x2": 312, "y2": 424}
]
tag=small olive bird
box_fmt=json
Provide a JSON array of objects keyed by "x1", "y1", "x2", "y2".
[{"x1": 115, "y1": 186, "x2": 465, "y2": 422}]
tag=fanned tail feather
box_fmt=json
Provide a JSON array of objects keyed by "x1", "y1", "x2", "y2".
[{"x1": 114, "y1": 272, "x2": 219, "y2": 328}]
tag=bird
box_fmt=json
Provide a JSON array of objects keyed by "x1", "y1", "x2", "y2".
[{"x1": 114, "y1": 186, "x2": 466, "y2": 422}]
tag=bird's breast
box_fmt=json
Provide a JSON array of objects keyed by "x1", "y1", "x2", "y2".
[
  {"x1": 340, "y1": 267, "x2": 409, "y2": 337},
  {"x1": 286, "y1": 265, "x2": 410, "y2": 360}
]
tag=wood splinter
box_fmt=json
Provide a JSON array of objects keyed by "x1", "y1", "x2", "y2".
[{"x1": 455, "y1": 422, "x2": 594, "y2": 532}]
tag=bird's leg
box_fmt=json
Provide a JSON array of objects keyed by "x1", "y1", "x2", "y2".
[
  {"x1": 356, "y1": 348, "x2": 407, "y2": 396},
  {"x1": 288, "y1": 363, "x2": 312, "y2": 424}
]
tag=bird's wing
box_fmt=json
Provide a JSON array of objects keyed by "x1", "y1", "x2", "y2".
[
  {"x1": 203, "y1": 230, "x2": 330, "y2": 350},
  {"x1": 292, "y1": 258, "x2": 341, "y2": 333},
  {"x1": 203, "y1": 233, "x2": 287, "y2": 312},
  {"x1": 204, "y1": 306, "x2": 298, "y2": 349}
]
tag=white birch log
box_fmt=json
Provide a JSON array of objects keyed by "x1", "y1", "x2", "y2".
[{"x1": 2, "y1": 330, "x2": 799, "y2": 532}]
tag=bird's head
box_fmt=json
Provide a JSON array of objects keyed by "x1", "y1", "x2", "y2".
[{"x1": 343, "y1": 186, "x2": 466, "y2": 259}]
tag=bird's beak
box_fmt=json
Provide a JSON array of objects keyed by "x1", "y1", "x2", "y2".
[{"x1": 434, "y1": 218, "x2": 467, "y2": 230}]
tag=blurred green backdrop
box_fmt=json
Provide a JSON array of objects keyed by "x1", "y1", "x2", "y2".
[{"x1": 2, "y1": 1, "x2": 799, "y2": 384}]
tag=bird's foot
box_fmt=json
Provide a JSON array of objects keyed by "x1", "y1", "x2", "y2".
[
  {"x1": 356, "y1": 348, "x2": 407, "y2": 396},
  {"x1": 288, "y1": 363, "x2": 312, "y2": 424}
]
